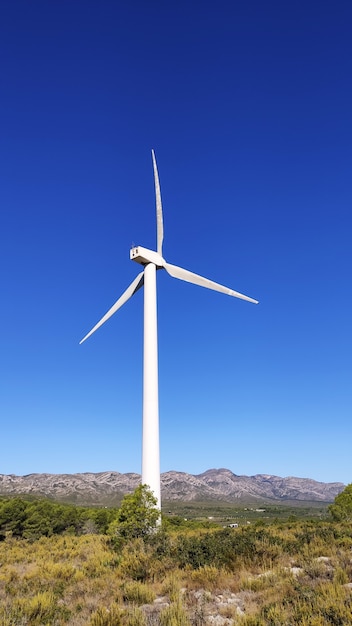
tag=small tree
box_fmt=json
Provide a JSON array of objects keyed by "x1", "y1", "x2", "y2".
[
  {"x1": 108, "y1": 484, "x2": 160, "y2": 542},
  {"x1": 329, "y1": 484, "x2": 352, "y2": 521}
]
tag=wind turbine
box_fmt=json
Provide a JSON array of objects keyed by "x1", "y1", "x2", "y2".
[{"x1": 80, "y1": 151, "x2": 258, "y2": 514}]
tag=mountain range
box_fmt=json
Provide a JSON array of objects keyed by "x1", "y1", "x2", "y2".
[{"x1": 0, "y1": 469, "x2": 344, "y2": 506}]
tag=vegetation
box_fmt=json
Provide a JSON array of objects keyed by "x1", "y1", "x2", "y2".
[
  {"x1": 0, "y1": 496, "x2": 116, "y2": 540},
  {"x1": 0, "y1": 487, "x2": 351, "y2": 624},
  {"x1": 163, "y1": 499, "x2": 329, "y2": 523},
  {"x1": 108, "y1": 484, "x2": 160, "y2": 544},
  {"x1": 329, "y1": 483, "x2": 352, "y2": 522}
]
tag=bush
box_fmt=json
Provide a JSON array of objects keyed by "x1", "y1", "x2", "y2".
[
  {"x1": 108, "y1": 485, "x2": 160, "y2": 545},
  {"x1": 121, "y1": 581, "x2": 155, "y2": 605},
  {"x1": 90, "y1": 604, "x2": 122, "y2": 626},
  {"x1": 160, "y1": 599, "x2": 191, "y2": 626},
  {"x1": 329, "y1": 484, "x2": 352, "y2": 522}
]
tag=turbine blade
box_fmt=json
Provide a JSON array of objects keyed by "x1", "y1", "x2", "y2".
[
  {"x1": 80, "y1": 271, "x2": 144, "y2": 344},
  {"x1": 152, "y1": 150, "x2": 164, "y2": 256},
  {"x1": 163, "y1": 262, "x2": 258, "y2": 304}
]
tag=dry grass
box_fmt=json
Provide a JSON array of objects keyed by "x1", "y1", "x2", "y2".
[{"x1": 0, "y1": 521, "x2": 351, "y2": 624}]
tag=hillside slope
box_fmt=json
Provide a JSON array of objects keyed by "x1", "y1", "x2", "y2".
[{"x1": 0, "y1": 469, "x2": 344, "y2": 505}]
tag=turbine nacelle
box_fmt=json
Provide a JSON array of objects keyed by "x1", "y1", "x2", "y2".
[{"x1": 130, "y1": 246, "x2": 164, "y2": 268}]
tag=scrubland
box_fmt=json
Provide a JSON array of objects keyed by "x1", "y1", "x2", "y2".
[{"x1": 0, "y1": 497, "x2": 352, "y2": 625}]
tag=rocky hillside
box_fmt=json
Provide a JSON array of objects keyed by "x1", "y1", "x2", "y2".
[
  {"x1": 0, "y1": 469, "x2": 344, "y2": 506},
  {"x1": 162, "y1": 469, "x2": 344, "y2": 503}
]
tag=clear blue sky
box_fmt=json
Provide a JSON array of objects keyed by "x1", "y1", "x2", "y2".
[{"x1": 1, "y1": 1, "x2": 351, "y2": 485}]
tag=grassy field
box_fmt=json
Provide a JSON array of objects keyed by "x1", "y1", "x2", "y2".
[
  {"x1": 0, "y1": 511, "x2": 352, "y2": 625},
  {"x1": 162, "y1": 499, "x2": 329, "y2": 524}
]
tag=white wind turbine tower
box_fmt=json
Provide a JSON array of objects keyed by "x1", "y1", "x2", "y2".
[{"x1": 80, "y1": 151, "x2": 258, "y2": 514}]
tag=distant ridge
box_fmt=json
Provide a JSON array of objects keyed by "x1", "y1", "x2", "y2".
[{"x1": 0, "y1": 469, "x2": 344, "y2": 506}]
